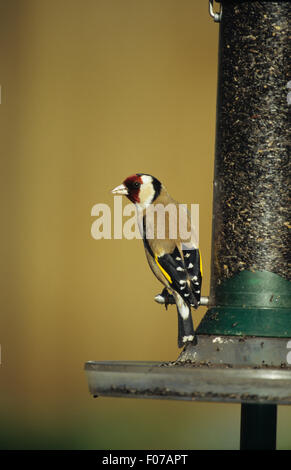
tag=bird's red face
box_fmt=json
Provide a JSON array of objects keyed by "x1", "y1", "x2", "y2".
[
  {"x1": 123, "y1": 174, "x2": 143, "y2": 203},
  {"x1": 111, "y1": 173, "x2": 142, "y2": 203},
  {"x1": 112, "y1": 173, "x2": 162, "y2": 207}
]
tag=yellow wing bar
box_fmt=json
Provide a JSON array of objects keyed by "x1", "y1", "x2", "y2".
[
  {"x1": 155, "y1": 255, "x2": 172, "y2": 284},
  {"x1": 199, "y1": 249, "x2": 203, "y2": 277}
]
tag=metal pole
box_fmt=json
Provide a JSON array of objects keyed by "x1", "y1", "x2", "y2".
[{"x1": 240, "y1": 404, "x2": 277, "y2": 450}]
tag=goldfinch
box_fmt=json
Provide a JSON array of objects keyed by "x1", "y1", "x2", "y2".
[{"x1": 112, "y1": 173, "x2": 202, "y2": 348}]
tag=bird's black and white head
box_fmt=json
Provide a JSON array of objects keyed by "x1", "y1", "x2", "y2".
[{"x1": 112, "y1": 173, "x2": 162, "y2": 209}]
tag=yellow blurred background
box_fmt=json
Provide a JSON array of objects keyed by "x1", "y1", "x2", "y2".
[{"x1": 0, "y1": 0, "x2": 290, "y2": 449}]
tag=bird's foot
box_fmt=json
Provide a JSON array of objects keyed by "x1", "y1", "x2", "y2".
[{"x1": 154, "y1": 287, "x2": 175, "y2": 310}]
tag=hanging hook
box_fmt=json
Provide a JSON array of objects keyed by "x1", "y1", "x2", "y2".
[{"x1": 209, "y1": 0, "x2": 222, "y2": 23}]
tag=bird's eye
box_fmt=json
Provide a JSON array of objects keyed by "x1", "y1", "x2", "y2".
[{"x1": 133, "y1": 182, "x2": 140, "y2": 188}]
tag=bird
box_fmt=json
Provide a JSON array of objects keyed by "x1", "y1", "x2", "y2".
[{"x1": 112, "y1": 173, "x2": 202, "y2": 348}]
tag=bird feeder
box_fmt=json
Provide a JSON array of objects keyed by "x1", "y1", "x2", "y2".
[{"x1": 85, "y1": 0, "x2": 291, "y2": 450}]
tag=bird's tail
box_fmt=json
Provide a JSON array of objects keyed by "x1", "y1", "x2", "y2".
[{"x1": 176, "y1": 296, "x2": 195, "y2": 348}]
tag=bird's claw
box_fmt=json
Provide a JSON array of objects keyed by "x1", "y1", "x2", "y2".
[{"x1": 154, "y1": 288, "x2": 175, "y2": 310}]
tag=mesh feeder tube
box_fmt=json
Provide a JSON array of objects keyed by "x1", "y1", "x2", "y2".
[{"x1": 197, "y1": 1, "x2": 291, "y2": 338}]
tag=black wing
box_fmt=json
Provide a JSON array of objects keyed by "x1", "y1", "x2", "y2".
[
  {"x1": 182, "y1": 246, "x2": 202, "y2": 306},
  {"x1": 156, "y1": 246, "x2": 202, "y2": 308}
]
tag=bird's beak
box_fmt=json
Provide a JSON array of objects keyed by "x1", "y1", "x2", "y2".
[{"x1": 111, "y1": 183, "x2": 128, "y2": 195}]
